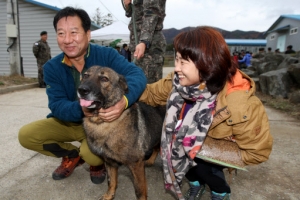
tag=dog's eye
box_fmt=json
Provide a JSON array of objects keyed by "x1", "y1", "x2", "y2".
[
  {"x1": 100, "y1": 76, "x2": 109, "y2": 82},
  {"x1": 83, "y1": 74, "x2": 89, "y2": 79}
]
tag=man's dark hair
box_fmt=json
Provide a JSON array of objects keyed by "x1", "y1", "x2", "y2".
[
  {"x1": 123, "y1": 43, "x2": 128, "y2": 48},
  {"x1": 40, "y1": 31, "x2": 47, "y2": 36},
  {"x1": 287, "y1": 45, "x2": 293, "y2": 49},
  {"x1": 53, "y1": 7, "x2": 91, "y2": 32},
  {"x1": 268, "y1": 47, "x2": 272, "y2": 51}
]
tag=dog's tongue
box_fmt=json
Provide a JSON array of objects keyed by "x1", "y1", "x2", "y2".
[{"x1": 80, "y1": 99, "x2": 94, "y2": 107}]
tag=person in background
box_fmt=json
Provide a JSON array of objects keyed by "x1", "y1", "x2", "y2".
[
  {"x1": 267, "y1": 47, "x2": 272, "y2": 53},
  {"x1": 139, "y1": 26, "x2": 272, "y2": 200},
  {"x1": 238, "y1": 51, "x2": 252, "y2": 68},
  {"x1": 285, "y1": 45, "x2": 296, "y2": 54},
  {"x1": 121, "y1": 43, "x2": 130, "y2": 61},
  {"x1": 123, "y1": 0, "x2": 167, "y2": 83},
  {"x1": 127, "y1": 47, "x2": 132, "y2": 62},
  {"x1": 32, "y1": 31, "x2": 51, "y2": 88},
  {"x1": 115, "y1": 46, "x2": 121, "y2": 53},
  {"x1": 275, "y1": 48, "x2": 280, "y2": 53},
  {"x1": 232, "y1": 52, "x2": 238, "y2": 65},
  {"x1": 19, "y1": 7, "x2": 146, "y2": 185}
]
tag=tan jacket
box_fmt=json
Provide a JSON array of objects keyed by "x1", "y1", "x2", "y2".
[{"x1": 139, "y1": 70, "x2": 273, "y2": 165}]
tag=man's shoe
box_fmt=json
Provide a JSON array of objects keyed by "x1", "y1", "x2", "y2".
[
  {"x1": 90, "y1": 164, "x2": 106, "y2": 184},
  {"x1": 184, "y1": 184, "x2": 205, "y2": 200},
  {"x1": 52, "y1": 156, "x2": 84, "y2": 180}
]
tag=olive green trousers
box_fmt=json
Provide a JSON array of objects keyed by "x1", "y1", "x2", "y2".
[{"x1": 18, "y1": 117, "x2": 103, "y2": 166}]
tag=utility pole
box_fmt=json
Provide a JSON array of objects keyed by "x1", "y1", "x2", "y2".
[{"x1": 6, "y1": 0, "x2": 21, "y2": 76}]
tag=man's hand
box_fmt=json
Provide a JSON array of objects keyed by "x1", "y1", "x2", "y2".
[
  {"x1": 124, "y1": 0, "x2": 132, "y2": 9},
  {"x1": 134, "y1": 43, "x2": 146, "y2": 60},
  {"x1": 98, "y1": 97, "x2": 127, "y2": 122},
  {"x1": 82, "y1": 106, "x2": 95, "y2": 117}
]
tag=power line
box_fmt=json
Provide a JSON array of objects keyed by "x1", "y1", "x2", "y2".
[{"x1": 97, "y1": 0, "x2": 119, "y2": 21}]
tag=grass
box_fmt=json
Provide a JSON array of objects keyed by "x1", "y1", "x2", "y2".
[
  {"x1": 256, "y1": 91, "x2": 300, "y2": 120},
  {"x1": 0, "y1": 75, "x2": 37, "y2": 87}
]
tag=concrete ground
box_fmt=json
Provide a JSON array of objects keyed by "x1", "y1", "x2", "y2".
[{"x1": 0, "y1": 67, "x2": 299, "y2": 200}]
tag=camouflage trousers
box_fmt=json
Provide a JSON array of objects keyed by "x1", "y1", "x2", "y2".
[
  {"x1": 135, "y1": 53, "x2": 163, "y2": 84},
  {"x1": 37, "y1": 64, "x2": 45, "y2": 87}
]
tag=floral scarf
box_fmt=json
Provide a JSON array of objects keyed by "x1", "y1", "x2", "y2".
[{"x1": 161, "y1": 74, "x2": 217, "y2": 199}]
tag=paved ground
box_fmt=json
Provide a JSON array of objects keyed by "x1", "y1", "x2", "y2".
[{"x1": 0, "y1": 67, "x2": 299, "y2": 200}]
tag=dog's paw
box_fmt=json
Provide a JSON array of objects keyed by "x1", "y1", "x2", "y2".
[{"x1": 99, "y1": 193, "x2": 115, "y2": 200}]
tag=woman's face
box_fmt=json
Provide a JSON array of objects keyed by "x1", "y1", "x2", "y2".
[{"x1": 174, "y1": 52, "x2": 200, "y2": 86}]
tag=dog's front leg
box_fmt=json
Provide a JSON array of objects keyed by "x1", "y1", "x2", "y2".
[
  {"x1": 128, "y1": 160, "x2": 147, "y2": 200},
  {"x1": 100, "y1": 164, "x2": 118, "y2": 200}
]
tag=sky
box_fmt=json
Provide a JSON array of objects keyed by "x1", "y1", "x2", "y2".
[{"x1": 35, "y1": 0, "x2": 300, "y2": 32}]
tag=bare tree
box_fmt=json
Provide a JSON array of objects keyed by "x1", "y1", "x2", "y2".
[{"x1": 92, "y1": 8, "x2": 113, "y2": 27}]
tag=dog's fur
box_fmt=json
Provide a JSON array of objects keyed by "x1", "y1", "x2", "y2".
[{"x1": 77, "y1": 66, "x2": 165, "y2": 200}]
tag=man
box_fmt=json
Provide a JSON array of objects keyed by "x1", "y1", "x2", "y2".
[
  {"x1": 19, "y1": 7, "x2": 146, "y2": 185},
  {"x1": 123, "y1": 0, "x2": 167, "y2": 83},
  {"x1": 121, "y1": 43, "x2": 130, "y2": 61},
  {"x1": 285, "y1": 45, "x2": 296, "y2": 54},
  {"x1": 267, "y1": 47, "x2": 272, "y2": 54},
  {"x1": 32, "y1": 31, "x2": 51, "y2": 88},
  {"x1": 238, "y1": 51, "x2": 252, "y2": 68}
]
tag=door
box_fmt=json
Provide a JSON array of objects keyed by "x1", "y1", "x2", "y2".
[{"x1": 277, "y1": 35, "x2": 286, "y2": 52}]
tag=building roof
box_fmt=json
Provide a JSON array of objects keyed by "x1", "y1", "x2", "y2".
[
  {"x1": 265, "y1": 14, "x2": 300, "y2": 35},
  {"x1": 24, "y1": 0, "x2": 101, "y2": 29},
  {"x1": 225, "y1": 39, "x2": 266, "y2": 46},
  {"x1": 25, "y1": 0, "x2": 61, "y2": 11}
]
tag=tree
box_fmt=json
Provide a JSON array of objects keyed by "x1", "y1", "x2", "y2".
[{"x1": 92, "y1": 8, "x2": 113, "y2": 27}]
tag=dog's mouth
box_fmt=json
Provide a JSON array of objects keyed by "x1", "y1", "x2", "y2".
[{"x1": 80, "y1": 98, "x2": 103, "y2": 109}]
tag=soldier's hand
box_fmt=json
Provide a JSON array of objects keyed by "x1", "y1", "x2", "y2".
[
  {"x1": 134, "y1": 43, "x2": 146, "y2": 59},
  {"x1": 98, "y1": 97, "x2": 126, "y2": 122},
  {"x1": 124, "y1": 0, "x2": 132, "y2": 9}
]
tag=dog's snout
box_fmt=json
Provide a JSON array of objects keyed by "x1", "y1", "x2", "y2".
[{"x1": 78, "y1": 86, "x2": 90, "y2": 96}]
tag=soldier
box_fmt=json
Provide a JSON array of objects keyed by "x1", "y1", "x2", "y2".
[
  {"x1": 123, "y1": 0, "x2": 167, "y2": 83},
  {"x1": 33, "y1": 31, "x2": 51, "y2": 88}
]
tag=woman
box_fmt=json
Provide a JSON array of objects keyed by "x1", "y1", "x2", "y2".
[{"x1": 139, "y1": 26, "x2": 272, "y2": 200}]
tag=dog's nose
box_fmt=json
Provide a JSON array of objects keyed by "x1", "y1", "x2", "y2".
[{"x1": 78, "y1": 86, "x2": 90, "y2": 96}]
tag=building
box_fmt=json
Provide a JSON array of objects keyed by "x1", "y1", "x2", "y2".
[
  {"x1": 225, "y1": 39, "x2": 266, "y2": 54},
  {"x1": 0, "y1": 0, "x2": 100, "y2": 78},
  {"x1": 265, "y1": 15, "x2": 300, "y2": 53}
]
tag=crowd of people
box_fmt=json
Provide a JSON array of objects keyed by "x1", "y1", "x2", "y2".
[
  {"x1": 232, "y1": 44, "x2": 296, "y2": 70},
  {"x1": 232, "y1": 50, "x2": 252, "y2": 69}
]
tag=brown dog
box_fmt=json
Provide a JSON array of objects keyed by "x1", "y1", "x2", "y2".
[{"x1": 77, "y1": 66, "x2": 165, "y2": 200}]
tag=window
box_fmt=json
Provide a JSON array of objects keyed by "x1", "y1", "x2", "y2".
[
  {"x1": 270, "y1": 34, "x2": 276, "y2": 40},
  {"x1": 290, "y1": 27, "x2": 298, "y2": 35}
]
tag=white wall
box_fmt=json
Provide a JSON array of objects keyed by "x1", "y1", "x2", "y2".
[
  {"x1": 18, "y1": 0, "x2": 61, "y2": 78},
  {"x1": 0, "y1": 0, "x2": 11, "y2": 76}
]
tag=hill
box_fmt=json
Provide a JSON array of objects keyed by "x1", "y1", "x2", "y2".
[{"x1": 162, "y1": 27, "x2": 265, "y2": 44}]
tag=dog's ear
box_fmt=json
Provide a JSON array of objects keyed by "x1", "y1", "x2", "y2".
[{"x1": 118, "y1": 75, "x2": 129, "y2": 94}]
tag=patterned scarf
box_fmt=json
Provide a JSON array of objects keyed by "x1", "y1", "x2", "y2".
[{"x1": 161, "y1": 74, "x2": 217, "y2": 199}]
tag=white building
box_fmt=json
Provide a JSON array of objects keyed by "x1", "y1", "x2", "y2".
[
  {"x1": 0, "y1": 0, "x2": 100, "y2": 77},
  {"x1": 265, "y1": 15, "x2": 300, "y2": 53}
]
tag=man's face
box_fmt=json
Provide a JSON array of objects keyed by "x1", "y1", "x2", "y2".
[
  {"x1": 56, "y1": 16, "x2": 91, "y2": 59},
  {"x1": 41, "y1": 34, "x2": 47, "y2": 41}
]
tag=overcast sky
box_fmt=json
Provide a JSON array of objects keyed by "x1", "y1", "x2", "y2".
[{"x1": 36, "y1": 0, "x2": 300, "y2": 32}]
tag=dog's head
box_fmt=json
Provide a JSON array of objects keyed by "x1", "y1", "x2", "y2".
[{"x1": 77, "y1": 66, "x2": 128, "y2": 110}]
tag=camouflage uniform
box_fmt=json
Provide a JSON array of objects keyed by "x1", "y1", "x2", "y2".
[
  {"x1": 32, "y1": 39, "x2": 51, "y2": 87},
  {"x1": 126, "y1": 0, "x2": 167, "y2": 83}
]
